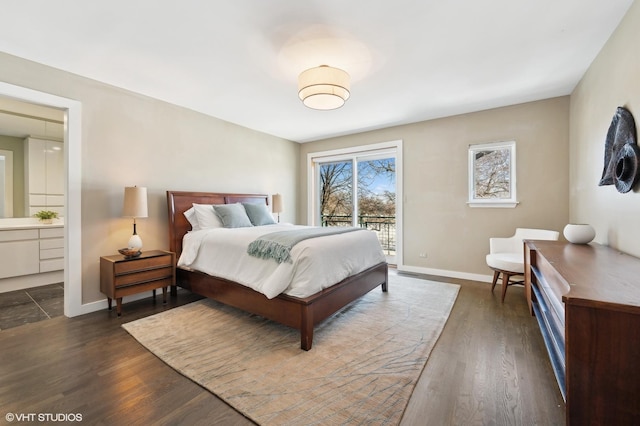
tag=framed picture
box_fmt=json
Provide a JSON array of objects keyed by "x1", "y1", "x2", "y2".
[{"x1": 468, "y1": 141, "x2": 518, "y2": 208}]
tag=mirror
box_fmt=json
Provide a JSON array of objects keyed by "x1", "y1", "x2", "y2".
[
  {"x1": 0, "y1": 97, "x2": 64, "y2": 219},
  {"x1": 0, "y1": 150, "x2": 13, "y2": 218}
]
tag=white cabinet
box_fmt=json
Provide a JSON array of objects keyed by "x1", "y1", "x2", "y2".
[
  {"x1": 45, "y1": 140, "x2": 64, "y2": 194},
  {"x1": 24, "y1": 137, "x2": 64, "y2": 216},
  {"x1": 26, "y1": 139, "x2": 46, "y2": 194},
  {"x1": 0, "y1": 229, "x2": 40, "y2": 279},
  {"x1": 0, "y1": 225, "x2": 64, "y2": 291},
  {"x1": 39, "y1": 227, "x2": 64, "y2": 272}
]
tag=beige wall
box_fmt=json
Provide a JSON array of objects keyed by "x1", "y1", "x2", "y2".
[
  {"x1": 9, "y1": 0, "x2": 634, "y2": 301},
  {"x1": 299, "y1": 97, "x2": 570, "y2": 279},
  {"x1": 570, "y1": 0, "x2": 640, "y2": 257},
  {"x1": 0, "y1": 52, "x2": 300, "y2": 304}
]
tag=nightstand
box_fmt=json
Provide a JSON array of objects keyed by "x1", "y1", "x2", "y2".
[{"x1": 100, "y1": 250, "x2": 176, "y2": 316}]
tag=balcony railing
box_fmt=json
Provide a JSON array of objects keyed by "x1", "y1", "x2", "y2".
[{"x1": 321, "y1": 214, "x2": 396, "y2": 255}]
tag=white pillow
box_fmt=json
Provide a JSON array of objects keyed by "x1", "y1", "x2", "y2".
[
  {"x1": 192, "y1": 203, "x2": 224, "y2": 229},
  {"x1": 184, "y1": 206, "x2": 200, "y2": 231}
]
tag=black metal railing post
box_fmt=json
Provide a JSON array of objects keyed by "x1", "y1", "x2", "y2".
[{"x1": 321, "y1": 214, "x2": 396, "y2": 255}]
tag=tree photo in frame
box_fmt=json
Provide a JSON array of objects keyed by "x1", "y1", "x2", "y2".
[{"x1": 468, "y1": 141, "x2": 518, "y2": 208}]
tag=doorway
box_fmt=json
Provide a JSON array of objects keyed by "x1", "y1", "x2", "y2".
[
  {"x1": 0, "y1": 82, "x2": 82, "y2": 318},
  {"x1": 308, "y1": 140, "x2": 403, "y2": 265}
]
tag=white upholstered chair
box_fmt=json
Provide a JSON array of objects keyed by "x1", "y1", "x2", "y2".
[{"x1": 486, "y1": 228, "x2": 559, "y2": 302}]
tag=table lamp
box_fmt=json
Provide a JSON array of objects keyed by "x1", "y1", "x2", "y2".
[
  {"x1": 272, "y1": 193, "x2": 283, "y2": 223},
  {"x1": 122, "y1": 186, "x2": 148, "y2": 250}
]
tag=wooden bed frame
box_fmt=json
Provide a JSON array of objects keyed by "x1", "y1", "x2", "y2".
[{"x1": 166, "y1": 191, "x2": 388, "y2": 350}]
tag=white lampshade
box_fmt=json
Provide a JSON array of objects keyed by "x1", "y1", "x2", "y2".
[
  {"x1": 272, "y1": 193, "x2": 283, "y2": 214},
  {"x1": 123, "y1": 186, "x2": 148, "y2": 218},
  {"x1": 298, "y1": 65, "x2": 350, "y2": 110},
  {"x1": 123, "y1": 186, "x2": 148, "y2": 250}
]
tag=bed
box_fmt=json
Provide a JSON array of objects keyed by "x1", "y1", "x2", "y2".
[{"x1": 166, "y1": 191, "x2": 389, "y2": 350}]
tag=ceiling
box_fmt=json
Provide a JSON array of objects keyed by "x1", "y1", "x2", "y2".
[{"x1": 0, "y1": 1, "x2": 634, "y2": 143}]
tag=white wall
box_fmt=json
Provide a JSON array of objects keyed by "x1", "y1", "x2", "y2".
[{"x1": 570, "y1": 0, "x2": 640, "y2": 257}]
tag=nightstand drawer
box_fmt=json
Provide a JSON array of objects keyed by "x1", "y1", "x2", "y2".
[
  {"x1": 114, "y1": 266, "x2": 173, "y2": 287},
  {"x1": 115, "y1": 277, "x2": 173, "y2": 297},
  {"x1": 114, "y1": 255, "x2": 172, "y2": 274}
]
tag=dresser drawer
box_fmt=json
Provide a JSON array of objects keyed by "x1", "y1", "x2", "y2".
[
  {"x1": 115, "y1": 277, "x2": 174, "y2": 298},
  {"x1": 114, "y1": 266, "x2": 174, "y2": 287},
  {"x1": 114, "y1": 255, "x2": 172, "y2": 274}
]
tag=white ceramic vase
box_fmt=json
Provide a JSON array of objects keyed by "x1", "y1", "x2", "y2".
[{"x1": 563, "y1": 224, "x2": 595, "y2": 244}]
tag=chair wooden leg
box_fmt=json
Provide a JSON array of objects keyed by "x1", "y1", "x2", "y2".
[
  {"x1": 501, "y1": 271, "x2": 511, "y2": 303},
  {"x1": 491, "y1": 270, "x2": 500, "y2": 293}
]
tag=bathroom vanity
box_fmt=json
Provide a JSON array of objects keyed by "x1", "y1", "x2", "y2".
[{"x1": 0, "y1": 218, "x2": 64, "y2": 293}]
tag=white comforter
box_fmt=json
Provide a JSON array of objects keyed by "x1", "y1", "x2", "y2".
[{"x1": 178, "y1": 224, "x2": 386, "y2": 299}]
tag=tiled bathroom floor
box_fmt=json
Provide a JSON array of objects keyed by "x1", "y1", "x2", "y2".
[{"x1": 0, "y1": 283, "x2": 64, "y2": 330}]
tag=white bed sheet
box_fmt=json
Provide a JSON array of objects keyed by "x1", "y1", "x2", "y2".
[{"x1": 177, "y1": 224, "x2": 386, "y2": 299}]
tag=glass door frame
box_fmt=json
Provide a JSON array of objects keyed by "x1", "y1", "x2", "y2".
[{"x1": 307, "y1": 140, "x2": 403, "y2": 266}]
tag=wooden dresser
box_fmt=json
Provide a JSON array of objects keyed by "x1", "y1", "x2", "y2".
[{"x1": 524, "y1": 240, "x2": 640, "y2": 425}]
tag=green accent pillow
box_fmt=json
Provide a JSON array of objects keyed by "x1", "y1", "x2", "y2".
[
  {"x1": 243, "y1": 202, "x2": 276, "y2": 226},
  {"x1": 213, "y1": 203, "x2": 253, "y2": 228}
]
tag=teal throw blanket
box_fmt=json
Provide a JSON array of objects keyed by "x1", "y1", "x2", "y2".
[{"x1": 247, "y1": 227, "x2": 364, "y2": 263}]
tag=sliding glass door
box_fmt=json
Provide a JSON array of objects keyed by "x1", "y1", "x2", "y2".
[
  {"x1": 315, "y1": 150, "x2": 397, "y2": 263},
  {"x1": 319, "y1": 159, "x2": 353, "y2": 227}
]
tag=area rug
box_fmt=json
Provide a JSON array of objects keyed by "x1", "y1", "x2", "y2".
[{"x1": 122, "y1": 274, "x2": 459, "y2": 425}]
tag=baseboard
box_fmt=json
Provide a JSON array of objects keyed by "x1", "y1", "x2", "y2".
[
  {"x1": 73, "y1": 291, "x2": 169, "y2": 316},
  {"x1": 0, "y1": 271, "x2": 64, "y2": 293},
  {"x1": 397, "y1": 264, "x2": 494, "y2": 283}
]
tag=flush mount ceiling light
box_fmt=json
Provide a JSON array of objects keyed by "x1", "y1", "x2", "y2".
[{"x1": 298, "y1": 65, "x2": 350, "y2": 110}]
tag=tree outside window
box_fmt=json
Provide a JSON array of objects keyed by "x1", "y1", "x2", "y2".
[{"x1": 319, "y1": 158, "x2": 395, "y2": 223}]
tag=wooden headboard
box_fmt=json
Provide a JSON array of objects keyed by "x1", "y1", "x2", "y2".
[{"x1": 166, "y1": 191, "x2": 269, "y2": 260}]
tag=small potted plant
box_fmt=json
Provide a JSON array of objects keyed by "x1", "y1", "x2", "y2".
[{"x1": 34, "y1": 210, "x2": 59, "y2": 224}]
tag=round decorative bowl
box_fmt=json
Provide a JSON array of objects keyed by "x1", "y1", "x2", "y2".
[
  {"x1": 563, "y1": 224, "x2": 596, "y2": 244},
  {"x1": 118, "y1": 247, "x2": 142, "y2": 258}
]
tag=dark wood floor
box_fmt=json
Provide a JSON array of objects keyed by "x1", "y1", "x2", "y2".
[{"x1": 0, "y1": 274, "x2": 565, "y2": 425}]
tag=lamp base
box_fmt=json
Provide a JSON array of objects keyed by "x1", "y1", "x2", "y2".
[{"x1": 128, "y1": 234, "x2": 143, "y2": 250}]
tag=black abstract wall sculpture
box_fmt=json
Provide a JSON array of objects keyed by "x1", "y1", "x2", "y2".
[{"x1": 599, "y1": 106, "x2": 640, "y2": 193}]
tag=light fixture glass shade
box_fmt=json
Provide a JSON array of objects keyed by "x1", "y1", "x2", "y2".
[
  {"x1": 298, "y1": 65, "x2": 350, "y2": 110},
  {"x1": 123, "y1": 186, "x2": 148, "y2": 250}
]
